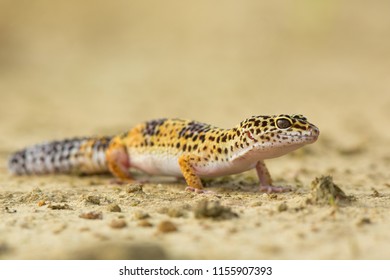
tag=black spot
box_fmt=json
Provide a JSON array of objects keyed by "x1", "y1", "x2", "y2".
[
  {"x1": 294, "y1": 124, "x2": 306, "y2": 130},
  {"x1": 217, "y1": 147, "x2": 222, "y2": 153},
  {"x1": 179, "y1": 120, "x2": 212, "y2": 138},
  {"x1": 11, "y1": 157, "x2": 19, "y2": 164},
  {"x1": 144, "y1": 118, "x2": 168, "y2": 136}
]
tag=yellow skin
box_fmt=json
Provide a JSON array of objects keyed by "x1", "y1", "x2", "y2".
[{"x1": 9, "y1": 115, "x2": 319, "y2": 193}]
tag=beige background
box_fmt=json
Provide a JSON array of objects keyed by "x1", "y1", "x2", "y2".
[{"x1": 0, "y1": 0, "x2": 389, "y2": 259}]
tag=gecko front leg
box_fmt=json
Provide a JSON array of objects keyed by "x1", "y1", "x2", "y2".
[
  {"x1": 178, "y1": 155, "x2": 213, "y2": 193},
  {"x1": 256, "y1": 161, "x2": 291, "y2": 193}
]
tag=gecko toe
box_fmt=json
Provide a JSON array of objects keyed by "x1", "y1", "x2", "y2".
[{"x1": 185, "y1": 186, "x2": 215, "y2": 194}]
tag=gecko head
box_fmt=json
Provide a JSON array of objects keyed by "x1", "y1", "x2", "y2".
[{"x1": 237, "y1": 114, "x2": 320, "y2": 158}]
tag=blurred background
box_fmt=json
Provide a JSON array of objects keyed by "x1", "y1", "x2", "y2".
[{"x1": 0, "y1": 0, "x2": 389, "y2": 149}]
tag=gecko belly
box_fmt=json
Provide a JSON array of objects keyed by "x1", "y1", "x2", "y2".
[
  {"x1": 129, "y1": 152, "x2": 257, "y2": 179},
  {"x1": 194, "y1": 157, "x2": 258, "y2": 178},
  {"x1": 129, "y1": 153, "x2": 183, "y2": 177}
]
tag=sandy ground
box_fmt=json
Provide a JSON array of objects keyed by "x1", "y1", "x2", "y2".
[{"x1": 1, "y1": 1, "x2": 390, "y2": 259}]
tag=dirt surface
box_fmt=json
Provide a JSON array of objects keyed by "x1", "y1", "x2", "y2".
[{"x1": 1, "y1": 1, "x2": 390, "y2": 259}]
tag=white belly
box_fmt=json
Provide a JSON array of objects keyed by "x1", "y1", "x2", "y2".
[
  {"x1": 130, "y1": 153, "x2": 183, "y2": 177},
  {"x1": 130, "y1": 152, "x2": 258, "y2": 179},
  {"x1": 194, "y1": 158, "x2": 257, "y2": 178}
]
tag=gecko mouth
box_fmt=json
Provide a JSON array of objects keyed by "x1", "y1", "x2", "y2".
[
  {"x1": 279, "y1": 134, "x2": 319, "y2": 143},
  {"x1": 302, "y1": 135, "x2": 319, "y2": 143},
  {"x1": 280, "y1": 127, "x2": 320, "y2": 142}
]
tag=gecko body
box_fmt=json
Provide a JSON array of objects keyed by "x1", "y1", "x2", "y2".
[{"x1": 8, "y1": 115, "x2": 319, "y2": 192}]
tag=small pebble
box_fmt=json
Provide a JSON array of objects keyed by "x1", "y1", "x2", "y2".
[
  {"x1": 138, "y1": 220, "x2": 153, "y2": 227},
  {"x1": 79, "y1": 211, "x2": 103, "y2": 220},
  {"x1": 127, "y1": 184, "x2": 144, "y2": 194},
  {"x1": 110, "y1": 219, "x2": 127, "y2": 229},
  {"x1": 278, "y1": 202, "x2": 288, "y2": 212},
  {"x1": 86, "y1": 195, "x2": 100, "y2": 205},
  {"x1": 107, "y1": 204, "x2": 122, "y2": 212},
  {"x1": 157, "y1": 221, "x2": 177, "y2": 233},
  {"x1": 133, "y1": 210, "x2": 150, "y2": 220},
  {"x1": 193, "y1": 200, "x2": 238, "y2": 220},
  {"x1": 357, "y1": 217, "x2": 371, "y2": 227},
  {"x1": 48, "y1": 203, "x2": 71, "y2": 210},
  {"x1": 37, "y1": 200, "x2": 46, "y2": 207}
]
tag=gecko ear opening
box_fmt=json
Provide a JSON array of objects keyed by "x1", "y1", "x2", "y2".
[{"x1": 246, "y1": 130, "x2": 255, "y2": 140}]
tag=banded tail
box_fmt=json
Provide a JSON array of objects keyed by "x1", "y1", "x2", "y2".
[{"x1": 8, "y1": 136, "x2": 112, "y2": 175}]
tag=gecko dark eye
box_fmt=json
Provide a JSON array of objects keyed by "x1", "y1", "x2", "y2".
[{"x1": 276, "y1": 118, "x2": 292, "y2": 129}]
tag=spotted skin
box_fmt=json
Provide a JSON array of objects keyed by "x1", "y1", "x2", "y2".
[
  {"x1": 8, "y1": 137, "x2": 111, "y2": 175},
  {"x1": 8, "y1": 115, "x2": 319, "y2": 193}
]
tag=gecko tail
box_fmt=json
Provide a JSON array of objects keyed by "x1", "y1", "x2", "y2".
[{"x1": 8, "y1": 136, "x2": 112, "y2": 175}]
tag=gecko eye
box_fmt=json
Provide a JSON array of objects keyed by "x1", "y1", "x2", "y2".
[{"x1": 276, "y1": 118, "x2": 292, "y2": 129}]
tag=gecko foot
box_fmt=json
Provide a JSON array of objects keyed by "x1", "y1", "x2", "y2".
[
  {"x1": 185, "y1": 186, "x2": 215, "y2": 194},
  {"x1": 259, "y1": 185, "x2": 292, "y2": 193}
]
